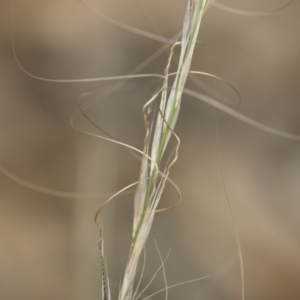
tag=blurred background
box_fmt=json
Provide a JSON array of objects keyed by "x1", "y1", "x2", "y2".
[{"x1": 1, "y1": 0, "x2": 300, "y2": 299}]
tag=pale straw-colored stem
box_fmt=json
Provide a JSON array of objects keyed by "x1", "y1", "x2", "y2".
[{"x1": 118, "y1": 1, "x2": 209, "y2": 300}]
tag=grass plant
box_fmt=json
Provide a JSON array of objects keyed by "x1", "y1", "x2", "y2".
[
  {"x1": 116, "y1": 2, "x2": 210, "y2": 300},
  {"x1": 8, "y1": 0, "x2": 299, "y2": 299}
]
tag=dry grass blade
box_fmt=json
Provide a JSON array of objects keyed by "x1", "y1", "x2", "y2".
[
  {"x1": 213, "y1": 0, "x2": 294, "y2": 17},
  {"x1": 77, "y1": 0, "x2": 176, "y2": 44},
  {"x1": 184, "y1": 89, "x2": 300, "y2": 141},
  {"x1": 118, "y1": 2, "x2": 210, "y2": 300},
  {"x1": 99, "y1": 228, "x2": 111, "y2": 300},
  {"x1": 142, "y1": 275, "x2": 210, "y2": 300}
]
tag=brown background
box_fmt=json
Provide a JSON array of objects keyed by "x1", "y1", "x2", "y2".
[{"x1": 1, "y1": 1, "x2": 300, "y2": 300}]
